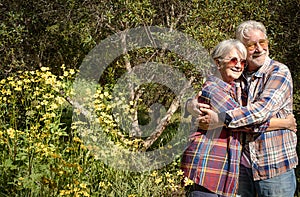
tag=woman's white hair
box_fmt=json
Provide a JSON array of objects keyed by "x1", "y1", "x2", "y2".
[
  {"x1": 208, "y1": 39, "x2": 247, "y2": 75},
  {"x1": 211, "y1": 39, "x2": 247, "y2": 60}
]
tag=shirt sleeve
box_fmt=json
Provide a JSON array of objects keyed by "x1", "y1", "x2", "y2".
[
  {"x1": 224, "y1": 64, "x2": 293, "y2": 128},
  {"x1": 201, "y1": 85, "x2": 239, "y2": 114}
]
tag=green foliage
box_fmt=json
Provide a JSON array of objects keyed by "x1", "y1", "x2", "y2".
[{"x1": 1, "y1": 0, "x2": 300, "y2": 196}]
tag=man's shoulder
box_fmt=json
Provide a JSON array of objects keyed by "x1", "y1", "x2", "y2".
[
  {"x1": 270, "y1": 60, "x2": 290, "y2": 71},
  {"x1": 263, "y1": 59, "x2": 291, "y2": 76}
]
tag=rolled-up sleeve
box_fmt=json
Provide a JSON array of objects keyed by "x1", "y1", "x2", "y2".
[{"x1": 224, "y1": 62, "x2": 293, "y2": 128}]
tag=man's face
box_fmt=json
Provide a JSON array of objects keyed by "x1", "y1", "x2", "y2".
[{"x1": 244, "y1": 29, "x2": 269, "y2": 71}]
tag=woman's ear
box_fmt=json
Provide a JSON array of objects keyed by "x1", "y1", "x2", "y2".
[{"x1": 215, "y1": 59, "x2": 222, "y2": 69}]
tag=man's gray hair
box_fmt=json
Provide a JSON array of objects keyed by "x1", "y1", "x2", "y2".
[{"x1": 235, "y1": 20, "x2": 267, "y2": 43}]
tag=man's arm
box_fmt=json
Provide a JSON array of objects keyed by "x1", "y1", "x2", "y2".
[
  {"x1": 196, "y1": 107, "x2": 297, "y2": 133},
  {"x1": 224, "y1": 64, "x2": 293, "y2": 128},
  {"x1": 267, "y1": 114, "x2": 297, "y2": 132}
]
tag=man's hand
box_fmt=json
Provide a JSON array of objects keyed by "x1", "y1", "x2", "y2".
[
  {"x1": 186, "y1": 91, "x2": 211, "y2": 117},
  {"x1": 195, "y1": 107, "x2": 224, "y2": 130},
  {"x1": 286, "y1": 114, "x2": 297, "y2": 133}
]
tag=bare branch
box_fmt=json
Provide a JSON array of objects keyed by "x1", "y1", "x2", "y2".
[{"x1": 142, "y1": 76, "x2": 195, "y2": 150}]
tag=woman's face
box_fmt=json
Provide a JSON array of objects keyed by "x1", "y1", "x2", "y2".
[{"x1": 217, "y1": 48, "x2": 246, "y2": 83}]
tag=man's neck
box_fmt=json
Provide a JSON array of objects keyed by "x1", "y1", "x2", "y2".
[{"x1": 247, "y1": 64, "x2": 260, "y2": 72}]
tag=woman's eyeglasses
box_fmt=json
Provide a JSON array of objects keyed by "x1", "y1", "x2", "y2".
[
  {"x1": 222, "y1": 57, "x2": 246, "y2": 67},
  {"x1": 246, "y1": 39, "x2": 268, "y2": 51}
]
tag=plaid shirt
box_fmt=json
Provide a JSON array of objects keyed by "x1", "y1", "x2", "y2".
[
  {"x1": 181, "y1": 75, "x2": 243, "y2": 197},
  {"x1": 225, "y1": 57, "x2": 298, "y2": 180}
]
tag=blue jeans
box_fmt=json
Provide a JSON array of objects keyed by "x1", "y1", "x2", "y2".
[
  {"x1": 188, "y1": 191, "x2": 219, "y2": 197},
  {"x1": 237, "y1": 165, "x2": 296, "y2": 197},
  {"x1": 186, "y1": 184, "x2": 221, "y2": 197}
]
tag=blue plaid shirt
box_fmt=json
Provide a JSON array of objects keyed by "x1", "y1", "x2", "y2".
[{"x1": 224, "y1": 57, "x2": 298, "y2": 180}]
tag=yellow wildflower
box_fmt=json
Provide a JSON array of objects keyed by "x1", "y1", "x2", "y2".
[
  {"x1": 167, "y1": 178, "x2": 174, "y2": 184},
  {"x1": 80, "y1": 183, "x2": 87, "y2": 189},
  {"x1": 41, "y1": 67, "x2": 50, "y2": 71},
  {"x1": 63, "y1": 71, "x2": 69, "y2": 77},
  {"x1": 150, "y1": 170, "x2": 158, "y2": 177},
  {"x1": 14, "y1": 86, "x2": 22, "y2": 91},
  {"x1": 183, "y1": 177, "x2": 194, "y2": 186},
  {"x1": 7, "y1": 128, "x2": 15, "y2": 138},
  {"x1": 155, "y1": 177, "x2": 162, "y2": 184},
  {"x1": 6, "y1": 89, "x2": 11, "y2": 95},
  {"x1": 165, "y1": 172, "x2": 171, "y2": 178},
  {"x1": 176, "y1": 170, "x2": 184, "y2": 176},
  {"x1": 69, "y1": 69, "x2": 75, "y2": 75}
]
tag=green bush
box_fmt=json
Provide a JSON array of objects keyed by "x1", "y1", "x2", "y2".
[{"x1": 1, "y1": 0, "x2": 299, "y2": 196}]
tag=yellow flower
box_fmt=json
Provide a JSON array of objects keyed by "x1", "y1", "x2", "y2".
[
  {"x1": 7, "y1": 128, "x2": 15, "y2": 138},
  {"x1": 81, "y1": 191, "x2": 90, "y2": 197},
  {"x1": 150, "y1": 170, "x2": 158, "y2": 177},
  {"x1": 73, "y1": 137, "x2": 82, "y2": 142},
  {"x1": 17, "y1": 80, "x2": 23, "y2": 86},
  {"x1": 60, "y1": 190, "x2": 68, "y2": 195},
  {"x1": 155, "y1": 177, "x2": 162, "y2": 184},
  {"x1": 69, "y1": 69, "x2": 75, "y2": 75},
  {"x1": 183, "y1": 177, "x2": 194, "y2": 186},
  {"x1": 55, "y1": 96, "x2": 65, "y2": 105},
  {"x1": 6, "y1": 89, "x2": 11, "y2": 95},
  {"x1": 167, "y1": 178, "x2": 174, "y2": 184},
  {"x1": 41, "y1": 100, "x2": 49, "y2": 106},
  {"x1": 14, "y1": 86, "x2": 22, "y2": 91},
  {"x1": 170, "y1": 184, "x2": 178, "y2": 192},
  {"x1": 77, "y1": 165, "x2": 83, "y2": 173},
  {"x1": 80, "y1": 144, "x2": 87, "y2": 150},
  {"x1": 80, "y1": 183, "x2": 87, "y2": 189},
  {"x1": 41, "y1": 67, "x2": 50, "y2": 72},
  {"x1": 176, "y1": 170, "x2": 184, "y2": 176},
  {"x1": 165, "y1": 172, "x2": 171, "y2": 178},
  {"x1": 103, "y1": 91, "x2": 109, "y2": 97},
  {"x1": 98, "y1": 181, "x2": 106, "y2": 188},
  {"x1": 63, "y1": 71, "x2": 69, "y2": 77},
  {"x1": 9, "y1": 80, "x2": 15, "y2": 86},
  {"x1": 49, "y1": 103, "x2": 59, "y2": 110}
]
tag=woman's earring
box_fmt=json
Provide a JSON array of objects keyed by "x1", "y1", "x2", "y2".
[{"x1": 216, "y1": 60, "x2": 222, "y2": 69}]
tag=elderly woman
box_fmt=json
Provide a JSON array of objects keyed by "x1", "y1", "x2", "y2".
[{"x1": 181, "y1": 39, "x2": 295, "y2": 197}]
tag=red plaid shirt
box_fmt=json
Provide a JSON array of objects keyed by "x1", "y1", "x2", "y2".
[{"x1": 181, "y1": 76, "x2": 243, "y2": 197}]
